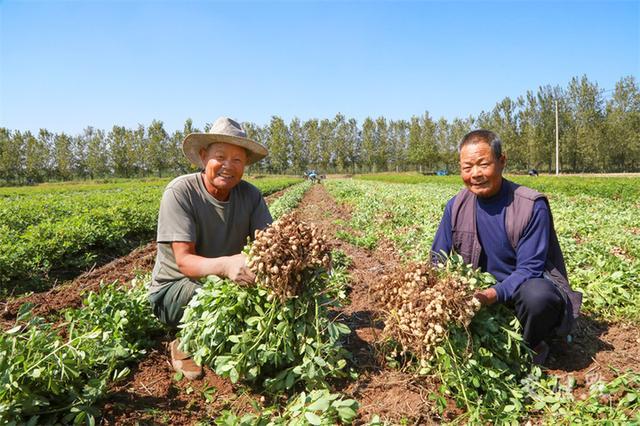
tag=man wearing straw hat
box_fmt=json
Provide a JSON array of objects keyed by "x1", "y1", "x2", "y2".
[{"x1": 148, "y1": 117, "x2": 272, "y2": 379}]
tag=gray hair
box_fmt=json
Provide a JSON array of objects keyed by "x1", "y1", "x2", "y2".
[{"x1": 458, "y1": 129, "x2": 503, "y2": 160}]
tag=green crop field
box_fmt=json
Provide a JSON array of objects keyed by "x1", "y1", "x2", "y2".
[
  {"x1": 1, "y1": 174, "x2": 639, "y2": 424},
  {"x1": 0, "y1": 176, "x2": 302, "y2": 296}
]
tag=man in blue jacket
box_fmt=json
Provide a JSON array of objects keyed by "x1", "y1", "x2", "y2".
[{"x1": 431, "y1": 129, "x2": 582, "y2": 364}]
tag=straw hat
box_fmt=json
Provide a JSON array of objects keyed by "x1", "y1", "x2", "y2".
[{"x1": 182, "y1": 117, "x2": 268, "y2": 168}]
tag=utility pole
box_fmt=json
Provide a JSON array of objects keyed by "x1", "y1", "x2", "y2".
[{"x1": 555, "y1": 100, "x2": 559, "y2": 176}]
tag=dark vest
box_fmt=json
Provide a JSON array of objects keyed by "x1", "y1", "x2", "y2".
[{"x1": 451, "y1": 179, "x2": 582, "y2": 336}]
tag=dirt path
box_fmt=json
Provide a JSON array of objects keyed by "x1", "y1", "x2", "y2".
[
  {"x1": 99, "y1": 335, "x2": 250, "y2": 426},
  {"x1": 294, "y1": 184, "x2": 442, "y2": 423}
]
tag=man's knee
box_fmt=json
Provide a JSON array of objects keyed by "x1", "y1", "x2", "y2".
[
  {"x1": 514, "y1": 278, "x2": 564, "y2": 317},
  {"x1": 149, "y1": 279, "x2": 201, "y2": 328}
]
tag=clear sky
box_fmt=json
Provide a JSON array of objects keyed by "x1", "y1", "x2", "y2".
[{"x1": 1, "y1": 0, "x2": 638, "y2": 134}]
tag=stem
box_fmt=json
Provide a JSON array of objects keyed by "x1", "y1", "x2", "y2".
[
  {"x1": 237, "y1": 301, "x2": 279, "y2": 364},
  {"x1": 446, "y1": 338, "x2": 471, "y2": 413},
  {"x1": 20, "y1": 328, "x2": 100, "y2": 379}
]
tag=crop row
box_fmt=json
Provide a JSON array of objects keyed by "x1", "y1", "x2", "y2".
[
  {"x1": 0, "y1": 277, "x2": 163, "y2": 424},
  {"x1": 0, "y1": 180, "x2": 314, "y2": 425},
  {"x1": 0, "y1": 176, "x2": 302, "y2": 297},
  {"x1": 325, "y1": 178, "x2": 640, "y2": 423},
  {"x1": 356, "y1": 172, "x2": 640, "y2": 201},
  {"x1": 326, "y1": 178, "x2": 640, "y2": 321}
]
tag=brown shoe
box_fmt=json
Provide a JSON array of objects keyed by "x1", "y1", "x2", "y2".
[{"x1": 170, "y1": 339, "x2": 203, "y2": 380}]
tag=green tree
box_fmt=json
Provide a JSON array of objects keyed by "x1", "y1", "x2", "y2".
[
  {"x1": 289, "y1": 117, "x2": 307, "y2": 174},
  {"x1": 374, "y1": 117, "x2": 389, "y2": 172},
  {"x1": 318, "y1": 119, "x2": 334, "y2": 172},
  {"x1": 333, "y1": 113, "x2": 354, "y2": 173},
  {"x1": 23, "y1": 131, "x2": 48, "y2": 183},
  {"x1": 421, "y1": 112, "x2": 438, "y2": 170},
  {"x1": 361, "y1": 117, "x2": 375, "y2": 172},
  {"x1": 109, "y1": 125, "x2": 135, "y2": 178},
  {"x1": 85, "y1": 127, "x2": 109, "y2": 179},
  {"x1": 434, "y1": 117, "x2": 453, "y2": 171},
  {"x1": 131, "y1": 124, "x2": 147, "y2": 176},
  {"x1": 407, "y1": 115, "x2": 424, "y2": 172},
  {"x1": 605, "y1": 76, "x2": 640, "y2": 171},
  {"x1": 303, "y1": 119, "x2": 321, "y2": 171},
  {"x1": 73, "y1": 129, "x2": 90, "y2": 179},
  {"x1": 53, "y1": 132, "x2": 74, "y2": 180},
  {"x1": 148, "y1": 119, "x2": 169, "y2": 177},
  {"x1": 38, "y1": 129, "x2": 55, "y2": 179},
  {"x1": 0, "y1": 129, "x2": 24, "y2": 183},
  {"x1": 346, "y1": 118, "x2": 360, "y2": 173},
  {"x1": 566, "y1": 75, "x2": 606, "y2": 171},
  {"x1": 267, "y1": 116, "x2": 290, "y2": 173}
]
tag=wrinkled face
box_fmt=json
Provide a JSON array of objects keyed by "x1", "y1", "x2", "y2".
[
  {"x1": 200, "y1": 143, "x2": 247, "y2": 191},
  {"x1": 459, "y1": 141, "x2": 506, "y2": 198}
]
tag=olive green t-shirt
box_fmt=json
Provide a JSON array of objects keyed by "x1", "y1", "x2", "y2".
[{"x1": 149, "y1": 173, "x2": 272, "y2": 294}]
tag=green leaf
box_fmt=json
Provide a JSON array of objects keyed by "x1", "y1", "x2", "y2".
[
  {"x1": 229, "y1": 367, "x2": 239, "y2": 383},
  {"x1": 307, "y1": 397, "x2": 330, "y2": 411},
  {"x1": 6, "y1": 325, "x2": 22, "y2": 334},
  {"x1": 304, "y1": 412, "x2": 322, "y2": 425},
  {"x1": 336, "y1": 406, "x2": 357, "y2": 422},
  {"x1": 313, "y1": 356, "x2": 327, "y2": 367},
  {"x1": 334, "y1": 322, "x2": 351, "y2": 335}
]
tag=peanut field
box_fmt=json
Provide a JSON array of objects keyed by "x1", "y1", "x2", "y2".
[{"x1": 1, "y1": 174, "x2": 638, "y2": 425}]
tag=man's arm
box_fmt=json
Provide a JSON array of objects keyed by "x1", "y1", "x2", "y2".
[
  {"x1": 491, "y1": 199, "x2": 551, "y2": 303},
  {"x1": 172, "y1": 242, "x2": 256, "y2": 285},
  {"x1": 431, "y1": 199, "x2": 454, "y2": 264}
]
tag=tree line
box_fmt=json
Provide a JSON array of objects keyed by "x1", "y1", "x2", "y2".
[{"x1": 1, "y1": 75, "x2": 638, "y2": 184}]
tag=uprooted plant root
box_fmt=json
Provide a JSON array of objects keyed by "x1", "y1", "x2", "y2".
[
  {"x1": 371, "y1": 262, "x2": 481, "y2": 361},
  {"x1": 248, "y1": 212, "x2": 331, "y2": 301}
]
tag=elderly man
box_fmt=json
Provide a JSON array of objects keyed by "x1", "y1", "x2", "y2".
[
  {"x1": 431, "y1": 129, "x2": 582, "y2": 364},
  {"x1": 148, "y1": 117, "x2": 272, "y2": 379}
]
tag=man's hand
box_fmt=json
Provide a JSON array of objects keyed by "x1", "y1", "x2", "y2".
[
  {"x1": 172, "y1": 242, "x2": 255, "y2": 284},
  {"x1": 474, "y1": 288, "x2": 498, "y2": 306},
  {"x1": 223, "y1": 253, "x2": 256, "y2": 285}
]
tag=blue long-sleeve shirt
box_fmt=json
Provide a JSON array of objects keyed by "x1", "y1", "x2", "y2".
[{"x1": 431, "y1": 181, "x2": 551, "y2": 303}]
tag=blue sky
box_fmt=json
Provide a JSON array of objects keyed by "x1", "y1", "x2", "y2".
[{"x1": 1, "y1": 0, "x2": 638, "y2": 134}]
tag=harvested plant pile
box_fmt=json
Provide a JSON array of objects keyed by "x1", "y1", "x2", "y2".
[
  {"x1": 179, "y1": 213, "x2": 351, "y2": 393},
  {"x1": 248, "y1": 212, "x2": 331, "y2": 300},
  {"x1": 372, "y1": 261, "x2": 481, "y2": 361}
]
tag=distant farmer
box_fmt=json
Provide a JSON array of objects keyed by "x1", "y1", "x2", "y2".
[
  {"x1": 148, "y1": 117, "x2": 271, "y2": 379},
  {"x1": 431, "y1": 130, "x2": 582, "y2": 364}
]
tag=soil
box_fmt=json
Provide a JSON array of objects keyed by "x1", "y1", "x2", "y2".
[
  {"x1": 294, "y1": 184, "x2": 442, "y2": 423},
  {"x1": 4, "y1": 184, "x2": 640, "y2": 424},
  {"x1": 1, "y1": 242, "x2": 157, "y2": 328},
  {"x1": 99, "y1": 335, "x2": 252, "y2": 426}
]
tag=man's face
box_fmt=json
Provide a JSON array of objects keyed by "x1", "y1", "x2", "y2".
[
  {"x1": 459, "y1": 141, "x2": 506, "y2": 198},
  {"x1": 200, "y1": 143, "x2": 247, "y2": 191}
]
